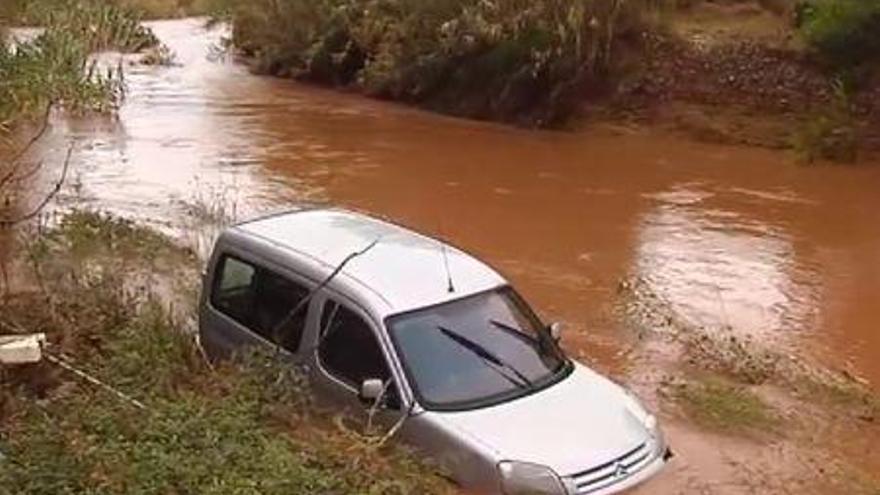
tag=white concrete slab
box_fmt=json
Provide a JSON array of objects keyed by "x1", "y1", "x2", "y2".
[{"x1": 0, "y1": 334, "x2": 46, "y2": 364}]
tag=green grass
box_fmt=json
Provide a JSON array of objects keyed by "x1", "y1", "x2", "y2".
[{"x1": 671, "y1": 376, "x2": 778, "y2": 434}]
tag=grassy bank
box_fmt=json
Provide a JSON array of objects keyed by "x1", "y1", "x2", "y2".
[
  {"x1": 0, "y1": 211, "x2": 451, "y2": 494},
  {"x1": 210, "y1": 0, "x2": 653, "y2": 127}
]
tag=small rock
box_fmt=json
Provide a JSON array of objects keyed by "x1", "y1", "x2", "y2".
[{"x1": 856, "y1": 412, "x2": 875, "y2": 423}]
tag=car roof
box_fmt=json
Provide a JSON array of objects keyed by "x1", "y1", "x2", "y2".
[{"x1": 232, "y1": 208, "x2": 507, "y2": 316}]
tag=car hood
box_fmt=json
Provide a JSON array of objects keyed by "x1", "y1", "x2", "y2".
[{"x1": 437, "y1": 363, "x2": 650, "y2": 476}]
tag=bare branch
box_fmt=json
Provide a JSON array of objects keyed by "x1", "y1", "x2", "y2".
[
  {"x1": 0, "y1": 254, "x2": 9, "y2": 301},
  {"x1": 0, "y1": 145, "x2": 72, "y2": 228},
  {"x1": 7, "y1": 160, "x2": 45, "y2": 184},
  {"x1": 0, "y1": 103, "x2": 53, "y2": 191}
]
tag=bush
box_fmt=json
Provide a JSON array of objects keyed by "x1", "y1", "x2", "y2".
[
  {"x1": 792, "y1": 78, "x2": 858, "y2": 163},
  {"x1": 0, "y1": 0, "x2": 162, "y2": 126},
  {"x1": 798, "y1": 0, "x2": 880, "y2": 69},
  {"x1": 19, "y1": 0, "x2": 160, "y2": 52},
  {"x1": 212, "y1": 0, "x2": 652, "y2": 126},
  {"x1": 0, "y1": 28, "x2": 123, "y2": 125}
]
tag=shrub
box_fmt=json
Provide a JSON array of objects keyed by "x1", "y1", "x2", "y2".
[
  {"x1": 798, "y1": 0, "x2": 880, "y2": 69},
  {"x1": 212, "y1": 0, "x2": 652, "y2": 126},
  {"x1": 117, "y1": 0, "x2": 211, "y2": 19},
  {"x1": 21, "y1": 0, "x2": 160, "y2": 52},
  {"x1": 0, "y1": 0, "x2": 162, "y2": 126},
  {"x1": 792, "y1": 78, "x2": 858, "y2": 163},
  {"x1": 0, "y1": 28, "x2": 123, "y2": 126}
]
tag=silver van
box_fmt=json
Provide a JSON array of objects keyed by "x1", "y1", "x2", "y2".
[{"x1": 199, "y1": 208, "x2": 670, "y2": 495}]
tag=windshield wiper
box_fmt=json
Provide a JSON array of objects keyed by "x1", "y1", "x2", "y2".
[
  {"x1": 437, "y1": 326, "x2": 533, "y2": 389},
  {"x1": 489, "y1": 319, "x2": 537, "y2": 343},
  {"x1": 490, "y1": 318, "x2": 565, "y2": 360}
]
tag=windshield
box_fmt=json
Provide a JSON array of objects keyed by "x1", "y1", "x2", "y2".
[{"x1": 386, "y1": 287, "x2": 570, "y2": 410}]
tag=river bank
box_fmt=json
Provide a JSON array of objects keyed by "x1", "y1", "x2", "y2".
[
  {"x1": 213, "y1": 0, "x2": 880, "y2": 162},
  {"x1": 596, "y1": 1, "x2": 880, "y2": 162},
  {"x1": 0, "y1": 211, "x2": 452, "y2": 494}
]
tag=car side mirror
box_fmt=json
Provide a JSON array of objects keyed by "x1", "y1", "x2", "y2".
[
  {"x1": 548, "y1": 322, "x2": 563, "y2": 343},
  {"x1": 359, "y1": 378, "x2": 384, "y2": 405}
]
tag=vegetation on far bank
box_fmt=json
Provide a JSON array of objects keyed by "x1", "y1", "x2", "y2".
[
  {"x1": 206, "y1": 0, "x2": 879, "y2": 161},
  {"x1": 0, "y1": 210, "x2": 451, "y2": 494},
  {"x1": 1, "y1": 0, "x2": 208, "y2": 23},
  {"x1": 798, "y1": 0, "x2": 880, "y2": 71},
  {"x1": 208, "y1": 0, "x2": 655, "y2": 126}
]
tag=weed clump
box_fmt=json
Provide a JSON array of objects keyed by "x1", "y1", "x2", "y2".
[
  {"x1": 667, "y1": 376, "x2": 778, "y2": 434},
  {"x1": 0, "y1": 31, "x2": 122, "y2": 126},
  {"x1": 0, "y1": 0, "x2": 163, "y2": 126},
  {"x1": 792, "y1": 78, "x2": 858, "y2": 164},
  {"x1": 117, "y1": 0, "x2": 212, "y2": 19},
  {"x1": 22, "y1": 0, "x2": 160, "y2": 52}
]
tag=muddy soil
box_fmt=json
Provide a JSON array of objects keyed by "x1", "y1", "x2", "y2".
[{"x1": 603, "y1": 2, "x2": 880, "y2": 153}]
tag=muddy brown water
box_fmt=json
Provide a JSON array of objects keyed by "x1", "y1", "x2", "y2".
[{"x1": 9, "y1": 17, "x2": 880, "y2": 490}]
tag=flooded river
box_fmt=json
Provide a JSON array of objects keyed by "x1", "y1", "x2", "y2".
[
  {"x1": 28, "y1": 18, "x2": 880, "y2": 391},
  {"x1": 6, "y1": 17, "x2": 879, "y2": 493}
]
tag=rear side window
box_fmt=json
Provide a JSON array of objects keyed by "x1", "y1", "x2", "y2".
[
  {"x1": 211, "y1": 255, "x2": 310, "y2": 352},
  {"x1": 212, "y1": 256, "x2": 256, "y2": 327},
  {"x1": 254, "y1": 269, "x2": 309, "y2": 352}
]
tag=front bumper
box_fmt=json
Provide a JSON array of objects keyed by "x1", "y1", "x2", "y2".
[{"x1": 565, "y1": 447, "x2": 672, "y2": 495}]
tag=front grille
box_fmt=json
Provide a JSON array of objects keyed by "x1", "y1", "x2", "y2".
[{"x1": 568, "y1": 441, "x2": 654, "y2": 494}]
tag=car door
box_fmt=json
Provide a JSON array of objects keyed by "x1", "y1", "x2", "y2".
[
  {"x1": 309, "y1": 296, "x2": 407, "y2": 428},
  {"x1": 202, "y1": 252, "x2": 314, "y2": 362}
]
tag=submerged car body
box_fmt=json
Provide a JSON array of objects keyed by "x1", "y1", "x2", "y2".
[{"x1": 199, "y1": 208, "x2": 670, "y2": 494}]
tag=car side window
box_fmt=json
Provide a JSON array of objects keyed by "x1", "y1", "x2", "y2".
[
  {"x1": 212, "y1": 256, "x2": 257, "y2": 327},
  {"x1": 253, "y1": 269, "x2": 310, "y2": 352},
  {"x1": 318, "y1": 301, "x2": 398, "y2": 407},
  {"x1": 211, "y1": 255, "x2": 310, "y2": 353}
]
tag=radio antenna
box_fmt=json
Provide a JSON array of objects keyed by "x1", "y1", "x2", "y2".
[{"x1": 441, "y1": 243, "x2": 455, "y2": 293}]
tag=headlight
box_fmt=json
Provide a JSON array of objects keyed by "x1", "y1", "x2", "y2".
[
  {"x1": 497, "y1": 461, "x2": 568, "y2": 495},
  {"x1": 621, "y1": 388, "x2": 650, "y2": 423},
  {"x1": 622, "y1": 389, "x2": 666, "y2": 455},
  {"x1": 645, "y1": 413, "x2": 667, "y2": 456}
]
